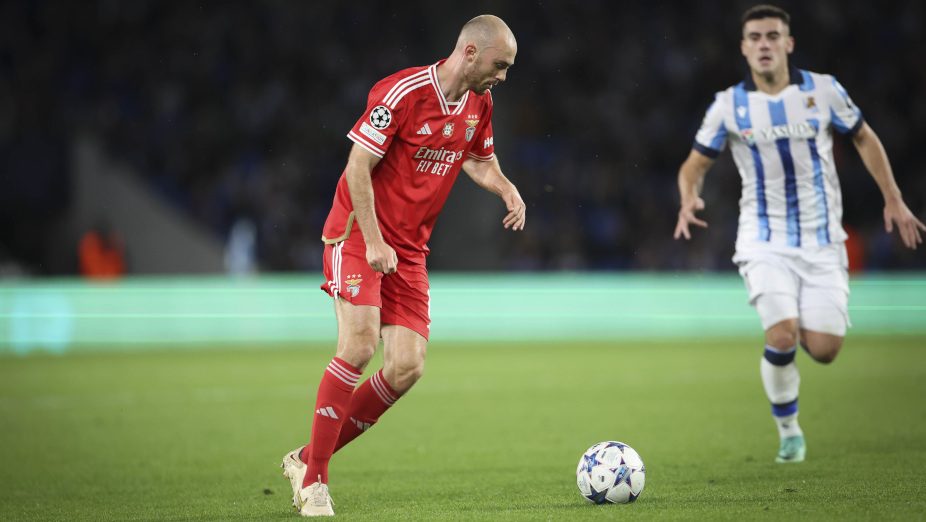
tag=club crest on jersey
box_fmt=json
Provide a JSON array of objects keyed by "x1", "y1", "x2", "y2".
[
  {"x1": 805, "y1": 96, "x2": 819, "y2": 113},
  {"x1": 442, "y1": 122, "x2": 454, "y2": 138},
  {"x1": 370, "y1": 106, "x2": 392, "y2": 130},
  {"x1": 741, "y1": 128, "x2": 756, "y2": 146},
  {"x1": 345, "y1": 275, "x2": 363, "y2": 297},
  {"x1": 464, "y1": 119, "x2": 479, "y2": 142}
]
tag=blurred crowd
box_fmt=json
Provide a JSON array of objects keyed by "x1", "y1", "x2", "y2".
[{"x1": 2, "y1": 0, "x2": 924, "y2": 274}]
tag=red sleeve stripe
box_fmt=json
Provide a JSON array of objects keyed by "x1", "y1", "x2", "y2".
[
  {"x1": 347, "y1": 131, "x2": 387, "y2": 157},
  {"x1": 467, "y1": 152, "x2": 495, "y2": 161}
]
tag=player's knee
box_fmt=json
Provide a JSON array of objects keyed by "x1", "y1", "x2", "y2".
[
  {"x1": 386, "y1": 350, "x2": 426, "y2": 393},
  {"x1": 389, "y1": 361, "x2": 424, "y2": 395},
  {"x1": 336, "y1": 329, "x2": 380, "y2": 368},
  {"x1": 765, "y1": 327, "x2": 798, "y2": 351},
  {"x1": 756, "y1": 295, "x2": 799, "y2": 350}
]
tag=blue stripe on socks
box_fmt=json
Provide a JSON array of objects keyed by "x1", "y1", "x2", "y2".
[
  {"x1": 772, "y1": 398, "x2": 798, "y2": 417},
  {"x1": 764, "y1": 344, "x2": 797, "y2": 366}
]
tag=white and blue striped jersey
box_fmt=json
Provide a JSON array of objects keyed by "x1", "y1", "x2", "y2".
[{"x1": 693, "y1": 64, "x2": 864, "y2": 250}]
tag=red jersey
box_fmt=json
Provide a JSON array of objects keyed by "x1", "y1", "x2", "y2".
[{"x1": 321, "y1": 60, "x2": 496, "y2": 261}]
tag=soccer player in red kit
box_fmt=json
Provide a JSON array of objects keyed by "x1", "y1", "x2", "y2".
[{"x1": 281, "y1": 15, "x2": 525, "y2": 516}]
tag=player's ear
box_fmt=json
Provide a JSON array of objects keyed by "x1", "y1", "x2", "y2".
[
  {"x1": 465, "y1": 43, "x2": 478, "y2": 62},
  {"x1": 786, "y1": 36, "x2": 794, "y2": 54}
]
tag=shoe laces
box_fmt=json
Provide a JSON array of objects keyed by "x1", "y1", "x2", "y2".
[{"x1": 310, "y1": 475, "x2": 335, "y2": 506}]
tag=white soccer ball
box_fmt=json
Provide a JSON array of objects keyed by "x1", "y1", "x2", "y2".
[{"x1": 576, "y1": 441, "x2": 646, "y2": 504}]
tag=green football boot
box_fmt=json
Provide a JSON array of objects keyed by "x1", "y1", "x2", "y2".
[{"x1": 775, "y1": 434, "x2": 806, "y2": 463}]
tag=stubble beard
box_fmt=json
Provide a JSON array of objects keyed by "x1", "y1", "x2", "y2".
[{"x1": 463, "y1": 61, "x2": 489, "y2": 95}]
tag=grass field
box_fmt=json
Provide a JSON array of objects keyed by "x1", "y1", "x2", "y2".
[{"x1": 1, "y1": 336, "x2": 925, "y2": 521}]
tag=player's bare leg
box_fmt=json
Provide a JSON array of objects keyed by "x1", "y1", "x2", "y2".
[
  {"x1": 800, "y1": 329, "x2": 844, "y2": 364},
  {"x1": 325, "y1": 322, "x2": 424, "y2": 454},
  {"x1": 380, "y1": 324, "x2": 428, "y2": 395},
  {"x1": 765, "y1": 318, "x2": 799, "y2": 351},
  {"x1": 286, "y1": 315, "x2": 428, "y2": 514},
  {"x1": 286, "y1": 299, "x2": 380, "y2": 516},
  {"x1": 334, "y1": 299, "x2": 381, "y2": 372},
  {"x1": 761, "y1": 318, "x2": 805, "y2": 463}
]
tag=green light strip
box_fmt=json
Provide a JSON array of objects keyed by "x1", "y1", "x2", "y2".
[{"x1": 0, "y1": 272, "x2": 923, "y2": 354}]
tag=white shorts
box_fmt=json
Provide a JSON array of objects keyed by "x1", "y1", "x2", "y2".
[{"x1": 734, "y1": 242, "x2": 851, "y2": 336}]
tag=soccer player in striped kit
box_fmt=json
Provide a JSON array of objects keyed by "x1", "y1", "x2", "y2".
[
  {"x1": 281, "y1": 15, "x2": 525, "y2": 515},
  {"x1": 674, "y1": 5, "x2": 924, "y2": 463}
]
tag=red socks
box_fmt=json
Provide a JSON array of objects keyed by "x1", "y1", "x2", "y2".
[
  {"x1": 335, "y1": 370, "x2": 398, "y2": 452},
  {"x1": 305, "y1": 358, "x2": 361, "y2": 486},
  {"x1": 301, "y1": 368, "x2": 400, "y2": 485}
]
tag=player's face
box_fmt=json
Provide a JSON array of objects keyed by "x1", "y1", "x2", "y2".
[
  {"x1": 465, "y1": 38, "x2": 516, "y2": 95},
  {"x1": 741, "y1": 18, "x2": 793, "y2": 77}
]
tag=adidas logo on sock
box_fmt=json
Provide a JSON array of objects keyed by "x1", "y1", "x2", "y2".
[
  {"x1": 417, "y1": 123, "x2": 432, "y2": 135},
  {"x1": 350, "y1": 416, "x2": 372, "y2": 431},
  {"x1": 315, "y1": 406, "x2": 338, "y2": 419}
]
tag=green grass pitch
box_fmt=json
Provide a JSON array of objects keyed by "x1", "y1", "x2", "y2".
[{"x1": 1, "y1": 336, "x2": 924, "y2": 521}]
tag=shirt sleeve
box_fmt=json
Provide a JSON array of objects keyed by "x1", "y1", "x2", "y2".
[
  {"x1": 692, "y1": 92, "x2": 729, "y2": 158},
  {"x1": 824, "y1": 75, "x2": 864, "y2": 136},
  {"x1": 347, "y1": 78, "x2": 408, "y2": 158},
  {"x1": 466, "y1": 95, "x2": 495, "y2": 161}
]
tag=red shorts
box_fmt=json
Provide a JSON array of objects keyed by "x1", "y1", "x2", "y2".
[{"x1": 321, "y1": 238, "x2": 431, "y2": 340}]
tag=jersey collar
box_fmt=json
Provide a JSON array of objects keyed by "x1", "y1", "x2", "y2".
[
  {"x1": 742, "y1": 63, "x2": 805, "y2": 91},
  {"x1": 429, "y1": 60, "x2": 469, "y2": 116}
]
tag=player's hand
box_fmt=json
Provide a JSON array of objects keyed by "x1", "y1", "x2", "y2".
[
  {"x1": 884, "y1": 199, "x2": 926, "y2": 250},
  {"x1": 674, "y1": 197, "x2": 708, "y2": 240},
  {"x1": 502, "y1": 189, "x2": 526, "y2": 231},
  {"x1": 366, "y1": 238, "x2": 398, "y2": 274}
]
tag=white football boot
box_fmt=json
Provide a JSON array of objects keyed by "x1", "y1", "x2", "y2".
[
  {"x1": 280, "y1": 447, "x2": 307, "y2": 509},
  {"x1": 295, "y1": 476, "x2": 335, "y2": 517}
]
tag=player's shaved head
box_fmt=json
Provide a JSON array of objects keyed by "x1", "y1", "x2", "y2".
[{"x1": 455, "y1": 15, "x2": 516, "y2": 53}]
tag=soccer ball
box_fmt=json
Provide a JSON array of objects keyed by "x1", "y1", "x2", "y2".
[{"x1": 576, "y1": 441, "x2": 646, "y2": 504}]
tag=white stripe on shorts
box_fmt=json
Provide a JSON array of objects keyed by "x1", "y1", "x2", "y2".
[{"x1": 328, "y1": 242, "x2": 344, "y2": 298}]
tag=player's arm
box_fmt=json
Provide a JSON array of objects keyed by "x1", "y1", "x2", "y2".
[
  {"x1": 344, "y1": 144, "x2": 398, "y2": 273},
  {"x1": 851, "y1": 122, "x2": 925, "y2": 249},
  {"x1": 673, "y1": 148, "x2": 716, "y2": 240},
  {"x1": 462, "y1": 156, "x2": 526, "y2": 231}
]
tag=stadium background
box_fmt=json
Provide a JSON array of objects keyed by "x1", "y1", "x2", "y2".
[{"x1": 1, "y1": 0, "x2": 925, "y2": 353}]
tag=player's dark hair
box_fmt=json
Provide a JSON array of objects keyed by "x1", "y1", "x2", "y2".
[{"x1": 741, "y1": 5, "x2": 791, "y2": 28}]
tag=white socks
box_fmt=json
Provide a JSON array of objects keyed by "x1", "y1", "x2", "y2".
[{"x1": 761, "y1": 345, "x2": 803, "y2": 439}]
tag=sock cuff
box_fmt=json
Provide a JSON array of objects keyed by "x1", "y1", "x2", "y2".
[
  {"x1": 370, "y1": 370, "x2": 399, "y2": 407},
  {"x1": 771, "y1": 398, "x2": 799, "y2": 417},
  {"x1": 325, "y1": 357, "x2": 362, "y2": 390},
  {"x1": 764, "y1": 345, "x2": 797, "y2": 366}
]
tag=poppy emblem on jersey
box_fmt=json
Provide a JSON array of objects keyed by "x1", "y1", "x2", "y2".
[
  {"x1": 370, "y1": 106, "x2": 392, "y2": 130},
  {"x1": 442, "y1": 122, "x2": 454, "y2": 138},
  {"x1": 345, "y1": 276, "x2": 363, "y2": 297},
  {"x1": 464, "y1": 119, "x2": 479, "y2": 142},
  {"x1": 741, "y1": 128, "x2": 756, "y2": 146}
]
